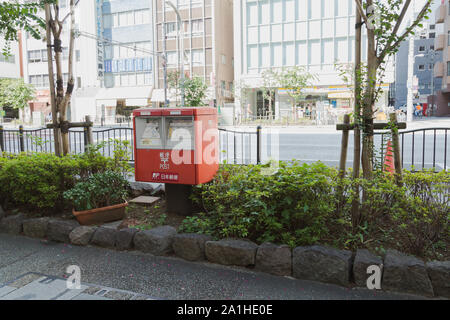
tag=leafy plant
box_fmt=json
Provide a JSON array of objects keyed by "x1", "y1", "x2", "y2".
[
  {"x1": 63, "y1": 171, "x2": 130, "y2": 212},
  {"x1": 0, "y1": 150, "x2": 130, "y2": 212}
]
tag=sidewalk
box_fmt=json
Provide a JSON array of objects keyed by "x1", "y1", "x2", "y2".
[
  {"x1": 221, "y1": 117, "x2": 450, "y2": 134},
  {"x1": 0, "y1": 233, "x2": 430, "y2": 300}
]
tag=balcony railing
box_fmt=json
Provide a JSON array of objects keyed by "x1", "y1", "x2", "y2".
[
  {"x1": 435, "y1": 34, "x2": 445, "y2": 51},
  {"x1": 434, "y1": 61, "x2": 444, "y2": 78}
]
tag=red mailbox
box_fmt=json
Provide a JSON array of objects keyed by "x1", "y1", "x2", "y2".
[{"x1": 133, "y1": 107, "x2": 219, "y2": 185}]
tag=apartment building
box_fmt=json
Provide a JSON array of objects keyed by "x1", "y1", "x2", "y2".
[
  {"x1": 151, "y1": 0, "x2": 234, "y2": 108},
  {"x1": 432, "y1": 0, "x2": 450, "y2": 116},
  {"x1": 91, "y1": 0, "x2": 155, "y2": 123},
  {"x1": 233, "y1": 0, "x2": 394, "y2": 121},
  {"x1": 394, "y1": 35, "x2": 442, "y2": 110}
]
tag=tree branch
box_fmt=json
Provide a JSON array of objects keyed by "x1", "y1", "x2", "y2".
[{"x1": 378, "y1": 0, "x2": 433, "y2": 63}]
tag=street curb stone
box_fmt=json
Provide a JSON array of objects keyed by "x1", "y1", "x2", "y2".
[
  {"x1": 115, "y1": 228, "x2": 139, "y2": 250},
  {"x1": 0, "y1": 213, "x2": 25, "y2": 235},
  {"x1": 70, "y1": 226, "x2": 96, "y2": 246},
  {"x1": 382, "y1": 249, "x2": 434, "y2": 297},
  {"x1": 172, "y1": 233, "x2": 212, "y2": 261},
  {"x1": 133, "y1": 226, "x2": 177, "y2": 255},
  {"x1": 205, "y1": 239, "x2": 258, "y2": 267},
  {"x1": 255, "y1": 242, "x2": 292, "y2": 276},
  {"x1": 47, "y1": 219, "x2": 80, "y2": 243},
  {"x1": 91, "y1": 227, "x2": 118, "y2": 248},
  {"x1": 292, "y1": 245, "x2": 353, "y2": 287},
  {"x1": 23, "y1": 217, "x2": 50, "y2": 238},
  {"x1": 353, "y1": 249, "x2": 383, "y2": 287},
  {"x1": 426, "y1": 260, "x2": 450, "y2": 298}
]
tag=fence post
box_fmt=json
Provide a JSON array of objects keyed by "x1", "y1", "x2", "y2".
[
  {"x1": 257, "y1": 125, "x2": 262, "y2": 164},
  {"x1": 339, "y1": 114, "x2": 350, "y2": 178},
  {"x1": 84, "y1": 116, "x2": 94, "y2": 152},
  {"x1": 389, "y1": 113, "x2": 403, "y2": 186},
  {"x1": 19, "y1": 125, "x2": 25, "y2": 152},
  {"x1": 0, "y1": 125, "x2": 3, "y2": 152}
]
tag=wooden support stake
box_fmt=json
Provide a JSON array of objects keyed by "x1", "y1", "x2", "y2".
[
  {"x1": 339, "y1": 115, "x2": 350, "y2": 178},
  {"x1": 85, "y1": 115, "x2": 94, "y2": 147},
  {"x1": 389, "y1": 113, "x2": 403, "y2": 186}
]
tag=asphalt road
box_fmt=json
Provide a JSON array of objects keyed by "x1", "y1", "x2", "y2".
[
  {"x1": 220, "y1": 130, "x2": 450, "y2": 171},
  {"x1": 0, "y1": 233, "x2": 429, "y2": 300}
]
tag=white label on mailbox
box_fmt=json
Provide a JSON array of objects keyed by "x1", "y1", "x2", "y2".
[{"x1": 140, "y1": 121, "x2": 161, "y2": 147}]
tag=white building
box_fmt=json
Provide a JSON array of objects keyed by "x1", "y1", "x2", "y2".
[
  {"x1": 21, "y1": 0, "x2": 99, "y2": 124},
  {"x1": 0, "y1": 36, "x2": 22, "y2": 121},
  {"x1": 0, "y1": 39, "x2": 21, "y2": 79},
  {"x1": 233, "y1": 0, "x2": 394, "y2": 122}
]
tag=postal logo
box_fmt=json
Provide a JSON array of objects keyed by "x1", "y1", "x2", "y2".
[{"x1": 160, "y1": 152, "x2": 170, "y2": 170}]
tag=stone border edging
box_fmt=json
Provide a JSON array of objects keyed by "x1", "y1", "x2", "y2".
[{"x1": 0, "y1": 212, "x2": 448, "y2": 299}]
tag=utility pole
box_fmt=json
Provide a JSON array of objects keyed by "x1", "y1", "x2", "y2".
[
  {"x1": 430, "y1": 49, "x2": 435, "y2": 116},
  {"x1": 163, "y1": 3, "x2": 168, "y2": 108},
  {"x1": 407, "y1": 0, "x2": 416, "y2": 123},
  {"x1": 166, "y1": 0, "x2": 185, "y2": 107}
]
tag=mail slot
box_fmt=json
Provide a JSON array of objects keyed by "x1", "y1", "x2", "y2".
[{"x1": 133, "y1": 107, "x2": 219, "y2": 185}]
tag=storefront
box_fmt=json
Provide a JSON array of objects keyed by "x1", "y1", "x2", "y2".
[{"x1": 241, "y1": 84, "x2": 391, "y2": 121}]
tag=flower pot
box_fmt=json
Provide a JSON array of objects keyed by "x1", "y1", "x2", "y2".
[{"x1": 72, "y1": 202, "x2": 128, "y2": 226}]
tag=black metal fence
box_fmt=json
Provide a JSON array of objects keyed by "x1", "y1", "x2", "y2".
[
  {"x1": 373, "y1": 128, "x2": 448, "y2": 172},
  {"x1": 0, "y1": 125, "x2": 136, "y2": 162},
  {"x1": 0, "y1": 124, "x2": 448, "y2": 171},
  {"x1": 219, "y1": 126, "x2": 262, "y2": 165}
]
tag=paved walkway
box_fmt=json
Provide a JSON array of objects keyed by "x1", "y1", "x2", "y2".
[
  {"x1": 0, "y1": 234, "x2": 429, "y2": 300},
  {"x1": 0, "y1": 273, "x2": 154, "y2": 300}
]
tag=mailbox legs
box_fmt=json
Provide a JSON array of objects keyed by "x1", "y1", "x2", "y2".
[{"x1": 165, "y1": 183, "x2": 194, "y2": 216}]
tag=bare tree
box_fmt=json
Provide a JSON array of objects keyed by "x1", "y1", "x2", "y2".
[{"x1": 44, "y1": 0, "x2": 76, "y2": 156}]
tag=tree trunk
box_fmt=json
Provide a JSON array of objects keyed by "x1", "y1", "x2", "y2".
[
  {"x1": 44, "y1": 4, "x2": 61, "y2": 157},
  {"x1": 362, "y1": 0, "x2": 376, "y2": 180},
  {"x1": 59, "y1": 0, "x2": 76, "y2": 156},
  {"x1": 352, "y1": 4, "x2": 362, "y2": 229}
]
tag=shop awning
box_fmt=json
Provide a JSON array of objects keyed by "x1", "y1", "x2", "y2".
[{"x1": 328, "y1": 92, "x2": 352, "y2": 99}]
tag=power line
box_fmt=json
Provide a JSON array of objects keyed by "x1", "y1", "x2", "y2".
[{"x1": 75, "y1": 30, "x2": 164, "y2": 58}]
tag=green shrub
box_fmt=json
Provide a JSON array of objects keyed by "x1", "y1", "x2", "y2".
[
  {"x1": 63, "y1": 171, "x2": 130, "y2": 211},
  {"x1": 183, "y1": 161, "x2": 338, "y2": 247},
  {"x1": 181, "y1": 161, "x2": 449, "y2": 260},
  {"x1": 0, "y1": 153, "x2": 81, "y2": 211},
  {"x1": 0, "y1": 143, "x2": 131, "y2": 213}
]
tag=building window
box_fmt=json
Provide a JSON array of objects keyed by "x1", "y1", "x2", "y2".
[
  {"x1": 166, "y1": 51, "x2": 177, "y2": 66},
  {"x1": 192, "y1": 49, "x2": 204, "y2": 66},
  {"x1": 221, "y1": 54, "x2": 226, "y2": 65},
  {"x1": 76, "y1": 50, "x2": 80, "y2": 62},
  {"x1": 418, "y1": 46, "x2": 425, "y2": 52},
  {"x1": 0, "y1": 54, "x2": 15, "y2": 63},
  {"x1": 28, "y1": 50, "x2": 41, "y2": 63},
  {"x1": 447, "y1": 62, "x2": 450, "y2": 76},
  {"x1": 191, "y1": 19, "x2": 203, "y2": 34},
  {"x1": 77, "y1": 77, "x2": 81, "y2": 89},
  {"x1": 418, "y1": 64, "x2": 425, "y2": 71},
  {"x1": 165, "y1": 22, "x2": 177, "y2": 37}
]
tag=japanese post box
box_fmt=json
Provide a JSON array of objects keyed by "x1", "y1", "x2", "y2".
[{"x1": 133, "y1": 107, "x2": 219, "y2": 185}]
